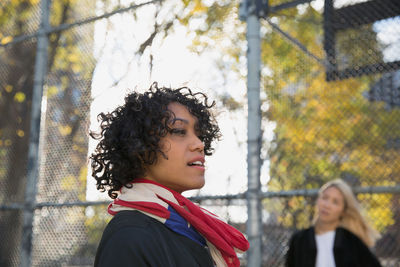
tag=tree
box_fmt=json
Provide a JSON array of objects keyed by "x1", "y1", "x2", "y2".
[
  {"x1": 0, "y1": 0, "x2": 95, "y2": 265},
  {"x1": 260, "y1": 5, "x2": 400, "y2": 234},
  {"x1": 1, "y1": 1, "x2": 44, "y2": 265},
  {"x1": 175, "y1": 0, "x2": 400, "y2": 260}
]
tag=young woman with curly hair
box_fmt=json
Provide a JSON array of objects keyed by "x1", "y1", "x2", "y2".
[
  {"x1": 91, "y1": 83, "x2": 249, "y2": 267},
  {"x1": 286, "y1": 179, "x2": 382, "y2": 267}
]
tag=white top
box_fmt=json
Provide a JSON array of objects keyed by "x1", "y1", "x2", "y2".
[{"x1": 315, "y1": 230, "x2": 336, "y2": 267}]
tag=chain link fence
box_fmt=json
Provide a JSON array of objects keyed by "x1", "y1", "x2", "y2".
[
  {"x1": 0, "y1": 0, "x2": 399, "y2": 266},
  {"x1": 259, "y1": 0, "x2": 400, "y2": 265}
]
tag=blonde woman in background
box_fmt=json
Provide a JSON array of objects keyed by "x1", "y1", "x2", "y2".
[{"x1": 286, "y1": 179, "x2": 382, "y2": 267}]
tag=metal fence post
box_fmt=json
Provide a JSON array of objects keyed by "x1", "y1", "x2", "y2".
[
  {"x1": 20, "y1": 0, "x2": 50, "y2": 266},
  {"x1": 243, "y1": 0, "x2": 263, "y2": 266}
]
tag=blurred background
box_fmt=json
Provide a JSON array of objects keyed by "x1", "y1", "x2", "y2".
[{"x1": 0, "y1": 0, "x2": 399, "y2": 266}]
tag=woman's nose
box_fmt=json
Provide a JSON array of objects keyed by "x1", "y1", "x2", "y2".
[
  {"x1": 321, "y1": 199, "x2": 330, "y2": 209},
  {"x1": 190, "y1": 135, "x2": 204, "y2": 152},
  {"x1": 325, "y1": 200, "x2": 334, "y2": 209}
]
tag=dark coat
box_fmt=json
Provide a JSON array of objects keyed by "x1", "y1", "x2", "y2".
[
  {"x1": 286, "y1": 227, "x2": 382, "y2": 267},
  {"x1": 94, "y1": 210, "x2": 214, "y2": 267}
]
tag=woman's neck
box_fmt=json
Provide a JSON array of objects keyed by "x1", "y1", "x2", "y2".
[{"x1": 314, "y1": 220, "x2": 339, "y2": 235}]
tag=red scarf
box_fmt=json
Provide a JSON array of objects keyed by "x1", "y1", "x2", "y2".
[{"x1": 108, "y1": 179, "x2": 249, "y2": 267}]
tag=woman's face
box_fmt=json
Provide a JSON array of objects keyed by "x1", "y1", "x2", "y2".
[
  {"x1": 144, "y1": 102, "x2": 206, "y2": 193},
  {"x1": 316, "y1": 186, "x2": 345, "y2": 224}
]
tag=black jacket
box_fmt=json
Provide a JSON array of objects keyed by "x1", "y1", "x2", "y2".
[
  {"x1": 94, "y1": 210, "x2": 214, "y2": 267},
  {"x1": 286, "y1": 227, "x2": 382, "y2": 267}
]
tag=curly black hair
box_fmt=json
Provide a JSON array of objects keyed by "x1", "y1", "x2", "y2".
[{"x1": 90, "y1": 82, "x2": 221, "y2": 199}]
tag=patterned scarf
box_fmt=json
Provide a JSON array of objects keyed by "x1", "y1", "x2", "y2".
[{"x1": 108, "y1": 179, "x2": 249, "y2": 267}]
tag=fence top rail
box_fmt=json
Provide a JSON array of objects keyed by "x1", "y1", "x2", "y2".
[
  {"x1": 260, "y1": 185, "x2": 400, "y2": 198},
  {"x1": 0, "y1": 0, "x2": 162, "y2": 48},
  {"x1": 1, "y1": 185, "x2": 399, "y2": 210}
]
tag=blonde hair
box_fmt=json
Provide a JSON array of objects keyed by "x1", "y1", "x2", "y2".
[{"x1": 314, "y1": 179, "x2": 380, "y2": 247}]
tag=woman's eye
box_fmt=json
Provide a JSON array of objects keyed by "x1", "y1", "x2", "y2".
[
  {"x1": 333, "y1": 199, "x2": 341, "y2": 206},
  {"x1": 170, "y1": 129, "x2": 186, "y2": 135}
]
